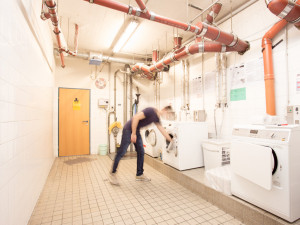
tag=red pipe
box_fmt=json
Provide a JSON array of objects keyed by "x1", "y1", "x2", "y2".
[
  {"x1": 205, "y1": 3, "x2": 222, "y2": 25},
  {"x1": 266, "y1": 0, "x2": 300, "y2": 28},
  {"x1": 131, "y1": 41, "x2": 234, "y2": 78},
  {"x1": 173, "y1": 36, "x2": 183, "y2": 50},
  {"x1": 152, "y1": 50, "x2": 159, "y2": 63},
  {"x1": 262, "y1": 19, "x2": 288, "y2": 115},
  {"x1": 43, "y1": 0, "x2": 65, "y2": 68},
  {"x1": 135, "y1": 0, "x2": 151, "y2": 18},
  {"x1": 84, "y1": 0, "x2": 250, "y2": 54}
]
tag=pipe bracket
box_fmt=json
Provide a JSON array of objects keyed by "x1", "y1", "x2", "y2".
[
  {"x1": 213, "y1": 28, "x2": 221, "y2": 41},
  {"x1": 198, "y1": 23, "x2": 208, "y2": 36},
  {"x1": 128, "y1": 6, "x2": 133, "y2": 15},
  {"x1": 221, "y1": 45, "x2": 226, "y2": 52},
  {"x1": 53, "y1": 30, "x2": 61, "y2": 35},
  {"x1": 198, "y1": 43, "x2": 204, "y2": 53},
  {"x1": 45, "y1": 1, "x2": 56, "y2": 10},
  {"x1": 185, "y1": 45, "x2": 192, "y2": 56},
  {"x1": 135, "y1": 8, "x2": 141, "y2": 17},
  {"x1": 228, "y1": 35, "x2": 238, "y2": 47},
  {"x1": 150, "y1": 12, "x2": 156, "y2": 21},
  {"x1": 89, "y1": 0, "x2": 94, "y2": 3},
  {"x1": 278, "y1": 0, "x2": 295, "y2": 18},
  {"x1": 186, "y1": 24, "x2": 191, "y2": 31}
]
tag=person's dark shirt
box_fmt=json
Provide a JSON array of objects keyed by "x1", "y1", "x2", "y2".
[{"x1": 123, "y1": 107, "x2": 160, "y2": 131}]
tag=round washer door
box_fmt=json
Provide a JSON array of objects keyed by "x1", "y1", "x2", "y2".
[{"x1": 146, "y1": 129, "x2": 157, "y2": 146}]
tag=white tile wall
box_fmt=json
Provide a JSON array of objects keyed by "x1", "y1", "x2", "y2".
[{"x1": 0, "y1": 1, "x2": 54, "y2": 225}]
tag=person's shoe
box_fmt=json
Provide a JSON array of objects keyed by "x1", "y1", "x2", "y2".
[
  {"x1": 136, "y1": 174, "x2": 151, "y2": 181},
  {"x1": 108, "y1": 172, "x2": 119, "y2": 185}
]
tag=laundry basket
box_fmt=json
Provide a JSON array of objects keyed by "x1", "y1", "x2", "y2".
[
  {"x1": 202, "y1": 139, "x2": 231, "y2": 170},
  {"x1": 99, "y1": 144, "x2": 108, "y2": 155}
]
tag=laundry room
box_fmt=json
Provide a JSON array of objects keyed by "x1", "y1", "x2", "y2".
[{"x1": 1, "y1": 0, "x2": 300, "y2": 225}]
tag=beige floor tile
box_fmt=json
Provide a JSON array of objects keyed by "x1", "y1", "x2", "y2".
[{"x1": 28, "y1": 156, "x2": 244, "y2": 225}]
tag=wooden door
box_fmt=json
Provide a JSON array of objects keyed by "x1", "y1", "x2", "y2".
[{"x1": 59, "y1": 88, "x2": 90, "y2": 156}]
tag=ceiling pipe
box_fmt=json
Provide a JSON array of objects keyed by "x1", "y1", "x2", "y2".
[
  {"x1": 55, "y1": 49, "x2": 145, "y2": 65},
  {"x1": 131, "y1": 41, "x2": 235, "y2": 79},
  {"x1": 41, "y1": 0, "x2": 65, "y2": 68},
  {"x1": 60, "y1": 24, "x2": 79, "y2": 56},
  {"x1": 173, "y1": 35, "x2": 183, "y2": 50},
  {"x1": 84, "y1": 0, "x2": 249, "y2": 55},
  {"x1": 196, "y1": 3, "x2": 222, "y2": 43},
  {"x1": 135, "y1": 0, "x2": 151, "y2": 18},
  {"x1": 205, "y1": 3, "x2": 222, "y2": 25},
  {"x1": 266, "y1": 0, "x2": 300, "y2": 29},
  {"x1": 262, "y1": 19, "x2": 288, "y2": 116}
]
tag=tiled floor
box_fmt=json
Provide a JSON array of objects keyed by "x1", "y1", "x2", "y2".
[{"x1": 28, "y1": 155, "x2": 244, "y2": 225}]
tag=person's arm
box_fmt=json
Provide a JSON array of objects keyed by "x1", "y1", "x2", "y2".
[
  {"x1": 155, "y1": 123, "x2": 172, "y2": 142},
  {"x1": 131, "y1": 111, "x2": 146, "y2": 143}
]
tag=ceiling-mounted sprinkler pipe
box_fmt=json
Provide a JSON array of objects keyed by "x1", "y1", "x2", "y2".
[
  {"x1": 84, "y1": 0, "x2": 250, "y2": 54},
  {"x1": 262, "y1": 19, "x2": 288, "y2": 116},
  {"x1": 266, "y1": 0, "x2": 300, "y2": 29}
]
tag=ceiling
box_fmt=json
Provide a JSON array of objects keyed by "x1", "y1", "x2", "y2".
[{"x1": 54, "y1": 0, "x2": 250, "y2": 60}]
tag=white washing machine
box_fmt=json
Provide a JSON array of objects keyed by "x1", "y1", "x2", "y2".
[
  {"x1": 140, "y1": 124, "x2": 164, "y2": 158},
  {"x1": 162, "y1": 121, "x2": 208, "y2": 170},
  {"x1": 231, "y1": 124, "x2": 300, "y2": 222}
]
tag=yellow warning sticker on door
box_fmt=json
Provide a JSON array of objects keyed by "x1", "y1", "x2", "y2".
[{"x1": 73, "y1": 98, "x2": 81, "y2": 110}]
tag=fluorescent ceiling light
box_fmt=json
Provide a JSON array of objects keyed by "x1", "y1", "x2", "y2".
[{"x1": 113, "y1": 20, "x2": 138, "y2": 53}]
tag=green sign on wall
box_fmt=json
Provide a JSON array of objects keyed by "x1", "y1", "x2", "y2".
[{"x1": 230, "y1": 88, "x2": 246, "y2": 101}]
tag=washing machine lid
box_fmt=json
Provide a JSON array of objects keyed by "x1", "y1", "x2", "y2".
[
  {"x1": 231, "y1": 140, "x2": 273, "y2": 190},
  {"x1": 145, "y1": 129, "x2": 157, "y2": 147}
]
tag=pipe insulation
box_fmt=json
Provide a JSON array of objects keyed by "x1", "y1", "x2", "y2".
[
  {"x1": 131, "y1": 41, "x2": 237, "y2": 79},
  {"x1": 84, "y1": 0, "x2": 249, "y2": 54},
  {"x1": 266, "y1": 0, "x2": 300, "y2": 29}
]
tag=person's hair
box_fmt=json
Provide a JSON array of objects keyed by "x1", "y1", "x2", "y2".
[{"x1": 162, "y1": 105, "x2": 173, "y2": 112}]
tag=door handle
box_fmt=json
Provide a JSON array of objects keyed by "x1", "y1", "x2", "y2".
[{"x1": 82, "y1": 120, "x2": 89, "y2": 123}]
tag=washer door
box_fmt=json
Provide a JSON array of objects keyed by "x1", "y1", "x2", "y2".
[
  {"x1": 145, "y1": 129, "x2": 157, "y2": 147},
  {"x1": 231, "y1": 140, "x2": 274, "y2": 190}
]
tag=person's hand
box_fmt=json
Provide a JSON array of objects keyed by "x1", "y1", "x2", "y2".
[{"x1": 131, "y1": 134, "x2": 137, "y2": 143}]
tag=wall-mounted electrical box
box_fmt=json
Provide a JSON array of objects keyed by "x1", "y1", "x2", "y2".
[
  {"x1": 287, "y1": 105, "x2": 300, "y2": 125},
  {"x1": 194, "y1": 110, "x2": 206, "y2": 122},
  {"x1": 98, "y1": 99, "x2": 109, "y2": 108}
]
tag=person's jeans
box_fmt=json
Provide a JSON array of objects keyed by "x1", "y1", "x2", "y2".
[{"x1": 112, "y1": 129, "x2": 145, "y2": 176}]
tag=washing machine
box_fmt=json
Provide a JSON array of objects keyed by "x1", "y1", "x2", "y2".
[
  {"x1": 231, "y1": 124, "x2": 300, "y2": 222},
  {"x1": 162, "y1": 121, "x2": 208, "y2": 170},
  {"x1": 141, "y1": 124, "x2": 164, "y2": 157}
]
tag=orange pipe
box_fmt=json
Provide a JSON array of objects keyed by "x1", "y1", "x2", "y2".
[
  {"x1": 262, "y1": 19, "x2": 288, "y2": 115},
  {"x1": 205, "y1": 3, "x2": 222, "y2": 25}
]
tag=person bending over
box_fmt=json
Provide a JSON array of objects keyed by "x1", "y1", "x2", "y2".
[{"x1": 109, "y1": 106, "x2": 173, "y2": 185}]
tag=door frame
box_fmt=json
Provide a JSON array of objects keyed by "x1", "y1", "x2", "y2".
[{"x1": 58, "y1": 87, "x2": 91, "y2": 156}]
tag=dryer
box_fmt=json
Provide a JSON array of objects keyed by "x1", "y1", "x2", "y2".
[
  {"x1": 162, "y1": 121, "x2": 208, "y2": 170},
  {"x1": 141, "y1": 124, "x2": 164, "y2": 158},
  {"x1": 231, "y1": 124, "x2": 300, "y2": 222}
]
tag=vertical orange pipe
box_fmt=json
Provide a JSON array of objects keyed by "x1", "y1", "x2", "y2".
[{"x1": 262, "y1": 19, "x2": 288, "y2": 115}]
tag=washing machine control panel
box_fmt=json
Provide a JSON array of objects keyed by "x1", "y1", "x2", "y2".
[{"x1": 233, "y1": 128, "x2": 290, "y2": 142}]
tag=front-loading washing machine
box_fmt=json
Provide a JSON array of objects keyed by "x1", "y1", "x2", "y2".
[
  {"x1": 231, "y1": 124, "x2": 300, "y2": 222},
  {"x1": 162, "y1": 121, "x2": 208, "y2": 170},
  {"x1": 141, "y1": 124, "x2": 164, "y2": 157}
]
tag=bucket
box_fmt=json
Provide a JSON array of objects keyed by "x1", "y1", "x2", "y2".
[{"x1": 99, "y1": 144, "x2": 108, "y2": 155}]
